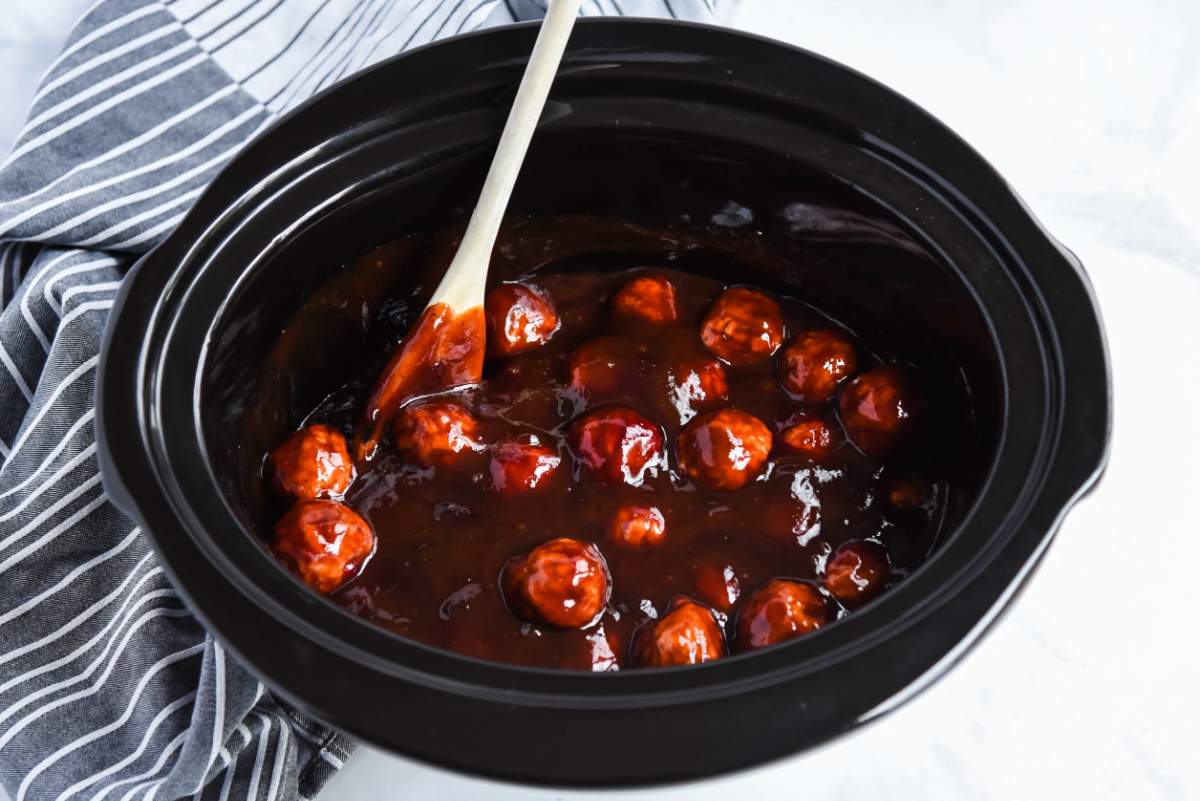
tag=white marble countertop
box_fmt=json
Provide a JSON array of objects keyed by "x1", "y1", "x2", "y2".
[{"x1": 3, "y1": 1, "x2": 1197, "y2": 799}]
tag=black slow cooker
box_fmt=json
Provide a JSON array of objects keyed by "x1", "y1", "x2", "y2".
[{"x1": 97, "y1": 19, "x2": 1110, "y2": 787}]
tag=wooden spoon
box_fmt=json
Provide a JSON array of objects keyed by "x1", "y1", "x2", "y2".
[{"x1": 354, "y1": 0, "x2": 583, "y2": 461}]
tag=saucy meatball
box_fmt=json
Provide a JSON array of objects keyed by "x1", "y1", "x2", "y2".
[
  {"x1": 567, "y1": 404, "x2": 664, "y2": 486},
  {"x1": 634, "y1": 598, "x2": 725, "y2": 668},
  {"x1": 611, "y1": 274, "x2": 679, "y2": 324},
  {"x1": 392, "y1": 399, "x2": 482, "y2": 466},
  {"x1": 490, "y1": 435, "x2": 561, "y2": 493},
  {"x1": 610, "y1": 505, "x2": 667, "y2": 547},
  {"x1": 269, "y1": 424, "x2": 353, "y2": 500},
  {"x1": 694, "y1": 562, "x2": 741, "y2": 612},
  {"x1": 485, "y1": 282, "x2": 559, "y2": 356},
  {"x1": 838, "y1": 364, "x2": 924, "y2": 458},
  {"x1": 699, "y1": 287, "x2": 784, "y2": 366},
  {"x1": 778, "y1": 329, "x2": 857, "y2": 403},
  {"x1": 273, "y1": 499, "x2": 375, "y2": 594},
  {"x1": 503, "y1": 538, "x2": 611, "y2": 628},
  {"x1": 735, "y1": 579, "x2": 830, "y2": 650},
  {"x1": 779, "y1": 417, "x2": 838, "y2": 460},
  {"x1": 677, "y1": 408, "x2": 773, "y2": 491},
  {"x1": 567, "y1": 337, "x2": 641, "y2": 400},
  {"x1": 824, "y1": 540, "x2": 889, "y2": 607}
]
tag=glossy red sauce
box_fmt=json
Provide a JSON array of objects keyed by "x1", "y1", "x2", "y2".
[{"x1": 265, "y1": 247, "x2": 956, "y2": 671}]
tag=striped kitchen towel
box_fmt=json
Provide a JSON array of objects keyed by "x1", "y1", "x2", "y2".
[{"x1": 0, "y1": 1, "x2": 732, "y2": 799}]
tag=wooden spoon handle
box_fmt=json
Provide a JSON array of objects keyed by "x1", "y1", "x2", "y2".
[
  {"x1": 427, "y1": 0, "x2": 583, "y2": 312},
  {"x1": 354, "y1": 0, "x2": 582, "y2": 461}
]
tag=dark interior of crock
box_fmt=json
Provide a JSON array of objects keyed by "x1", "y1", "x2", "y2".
[{"x1": 200, "y1": 128, "x2": 1003, "y2": 665}]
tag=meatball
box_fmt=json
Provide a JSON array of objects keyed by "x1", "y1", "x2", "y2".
[
  {"x1": 610, "y1": 505, "x2": 667, "y2": 547},
  {"x1": 485, "y1": 282, "x2": 559, "y2": 356},
  {"x1": 567, "y1": 404, "x2": 664, "y2": 486},
  {"x1": 610, "y1": 274, "x2": 679, "y2": 324},
  {"x1": 778, "y1": 329, "x2": 857, "y2": 403},
  {"x1": 634, "y1": 598, "x2": 724, "y2": 668},
  {"x1": 694, "y1": 562, "x2": 741, "y2": 612},
  {"x1": 489, "y1": 435, "x2": 561, "y2": 493},
  {"x1": 677, "y1": 408, "x2": 773, "y2": 490},
  {"x1": 502, "y1": 538, "x2": 611, "y2": 628},
  {"x1": 391, "y1": 399, "x2": 482, "y2": 466},
  {"x1": 838, "y1": 364, "x2": 924, "y2": 457},
  {"x1": 668, "y1": 355, "x2": 729, "y2": 422},
  {"x1": 273, "y1": 499, "x2": 375, "y2": 594},
  {"x1": 735, "y1": 579, "x2": 830, "y2": 650},
  {"x1": 269, "y1": 424, "x2": 353, "y2": 500},
  {"x1": 824, "y1": 540, "x2": 890, "y2": 607},
  {"x1": 779, "y1": 417, "x2": 838, "y2": 459},
  {"x1": 699, "y1": 287, "x2": 784, "y2": 366},
  {"x1": 567, "y1": 337, "x2": 641, "y2": 401}
]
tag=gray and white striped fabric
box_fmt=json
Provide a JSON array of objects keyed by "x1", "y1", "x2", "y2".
[{"x1": 0, "y1": 0, "x2": 730, "y2": 799}]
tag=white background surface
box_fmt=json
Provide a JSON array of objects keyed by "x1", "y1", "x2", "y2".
[{"x1": 2, "y1": 1, "x2": 1198, "y2": 799}]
